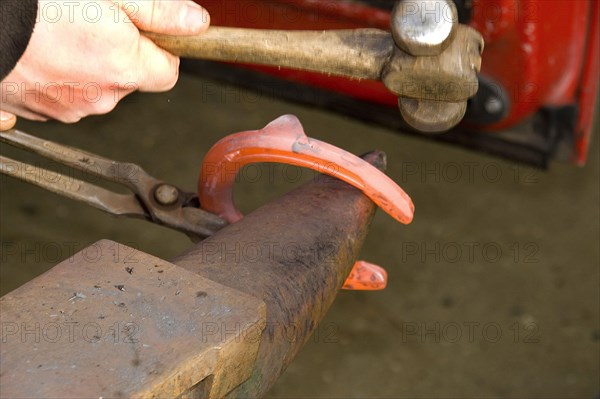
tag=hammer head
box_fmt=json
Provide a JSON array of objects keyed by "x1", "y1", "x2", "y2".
[
  {"x1": 385, "y1": 0, "x2": 484, "y2": 133},
  {"x1": 383, "y1": 25, "x2": 483, "y2": 103},
  {"x1": 391, "y1": 0, "x2": 459, "y2": 57}
]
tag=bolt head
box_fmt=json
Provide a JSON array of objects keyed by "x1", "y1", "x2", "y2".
[
  {"x1": 154, "y1": 184, "x2": 179, "y2": 206},
  {"x1": 391, "y1": 0, "x2": 458, "y2": 56},
  {"x1": 484, "y1": 96, "x2": 504, "y2": 115}
]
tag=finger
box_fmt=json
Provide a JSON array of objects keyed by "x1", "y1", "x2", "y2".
[
  {"x1": 0, "y1": 104, "x2": 47, "y2": 123},
  {"x1": 134, "y1": 35, "x2": 181, "y2": 92},
  {"x1": 117, "y1": 0, "x2": 210, "y2": 35},
  {"x1": 0, "y1": 110, "x2": 17, "y2": 131}
]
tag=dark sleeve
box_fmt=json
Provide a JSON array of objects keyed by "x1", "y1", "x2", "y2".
[{"x1": 0, "y1": 0, "x2": 39, "y2": 81}]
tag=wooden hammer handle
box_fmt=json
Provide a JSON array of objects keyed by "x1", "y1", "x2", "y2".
[{"x1": 144, "y1": 27, "x2": 394, "y2": 81}]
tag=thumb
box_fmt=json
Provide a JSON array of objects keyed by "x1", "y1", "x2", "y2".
[
  {"x1": 119, "y1": 0, "x2": 210, "y2": 35},
  {"x1": 0, "y1": 110, "x2": 17, "y2": 131}
]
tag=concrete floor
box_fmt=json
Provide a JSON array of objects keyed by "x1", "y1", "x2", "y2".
[{"x1": 1, "y1": 73, "x2": 598, "y2": 398}]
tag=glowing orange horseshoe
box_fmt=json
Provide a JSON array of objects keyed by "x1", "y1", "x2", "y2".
[{"x1": 198, "y1": 115, "x2": 414, "y2": 290}]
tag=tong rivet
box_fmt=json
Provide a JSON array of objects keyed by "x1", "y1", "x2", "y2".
[{"x1": 154, "y1": 184, "x2": 179, "y2": 206}]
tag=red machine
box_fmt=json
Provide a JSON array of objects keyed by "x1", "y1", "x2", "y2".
[{"x1": 192, "y1": 0, "x2": 599, "y2": 167}]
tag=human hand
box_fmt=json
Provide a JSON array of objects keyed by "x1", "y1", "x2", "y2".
[{"x1": 0, "y1": 0, "x2": 210, "y2": 123}]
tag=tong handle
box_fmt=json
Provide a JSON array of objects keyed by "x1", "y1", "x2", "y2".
[
  {"x1": 0, "y1": 155, "x2": 145, "y2": 217},
  {"x1": 0, "y1": 129, "x2": 150, "y2": 192}
]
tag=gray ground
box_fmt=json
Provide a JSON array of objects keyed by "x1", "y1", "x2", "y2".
[{"x1": 1, "y1": 73, "x2": 598, "y2": 398}]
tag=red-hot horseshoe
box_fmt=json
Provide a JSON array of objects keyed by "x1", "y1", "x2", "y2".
[{"x1": 198, "y1": 115, "x2": 415, "y2": 290}]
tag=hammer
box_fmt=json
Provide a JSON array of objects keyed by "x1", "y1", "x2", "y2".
[{"x1": 145, "y1": 0, "x2": 484, "y2": 133}]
